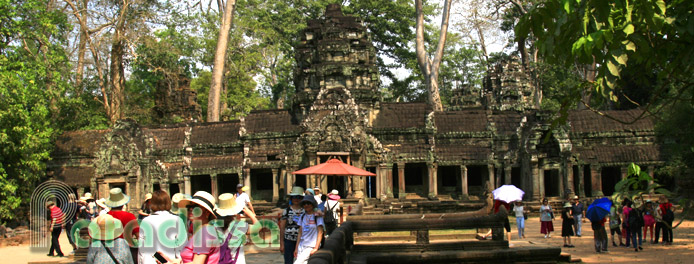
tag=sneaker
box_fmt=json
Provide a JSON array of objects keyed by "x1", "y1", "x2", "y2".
[
  {"x1": 544, "y1": 234, "x2": 548, "y2": 238},
  {"x1": 47, "y1": 254, "x2": 54, "y2": 257},
  {"x1": 568, "y1": 245, "x2": 575, "y2": 248},
  {"x1": 638, "y1": 246, "x2": 643, "y2": 250},
  {"x1": 620, "y1": 243, "x2": 626, "y2": 247},
  {"x1": 563, "y1": 244, "x2": 569, "y2": 247},
  {"x1": 548, "y1": 234, "x2": 551, "y2": 238}
]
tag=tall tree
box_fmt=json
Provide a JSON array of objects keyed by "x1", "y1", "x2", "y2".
[
  {"x1": 415, "y1": 0, "x2": 453, "y2": 111},
  {"x1": 208, "y1": 0, "x2": 237, "y2": 122}
]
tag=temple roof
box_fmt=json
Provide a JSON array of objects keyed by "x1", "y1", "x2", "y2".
[
  {"x1": 434, "y1": 110, "x2": 488, "y2": 133},
  {"x1": 147, "y1": 127, "x2": 186, "y2": 150},
  {"x1": 491, "y1": 111, "x2": 524, "y2": 136},
  {"x1": 374, "y1": 102, "x2": 430, "y2": 129},
  {"x1": 191, "y1": 154, "x2": 243, "y2": 169},
  {"x1": 435, "y1": 144, "x2": 491, "y2": 161},
  {"x1": 52, "y1": 166, "x2": 93, "y2": 187},
  {"x1": 245, "y1": 110, "x2": 300, "y2": 134},
  {"x1": 190, "y1": 121, "x2": 241, "y2": 145},
  {"x1": 54, "y1": 130, "x2": 109, "y2": 156},
  {"x1": 568, "y1": 109, "x2": 654, "y2": 133},
  {"x1": 574, "y1": 144, "x2": 662, "y2": 164}
]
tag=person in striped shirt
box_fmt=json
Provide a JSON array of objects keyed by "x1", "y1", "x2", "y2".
[{"x1": 46, "y1": 201, "x2": 65, "y2": 257}]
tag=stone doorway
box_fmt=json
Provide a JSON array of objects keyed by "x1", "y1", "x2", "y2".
[
  {"x1": 392, "y1": 164, "x2": 400, "y2": 198},
  {"x1": 511, "y1": 167, "x2": 522, "y2": 188},
  {"x1": 250, "y1": 169, "x2": 273, "y2": 202},
  {"x1": 404, "y1": 163, "x2": 427, "y2": 197},
  {"x1": 218, "y1": 173, "x2": 239, "y2": 195},
  {"x1": 191, "y1": 175, "x2": 212, "y2": 194},
  {"x1": 327, "y1": 175, "x2": 347, "y2": 199},
  {"x1": 109, "y1": 182, "x2": 127, "y2": 194},
  {"x1": 583, "y1": 165, "x2": 592, "y2": 197},
  {"x1": 601, "y1": 167, "x2": 621, "y2": 196},
  {"x1": 544, "y1": 169, "x2": 561, "y2": 197},
  {"x1": 466, "y1": 165, "x2": 486, "y2": 196},
  {"x1": 437, "y1": 166, "x2": 460, "y2": 198}
]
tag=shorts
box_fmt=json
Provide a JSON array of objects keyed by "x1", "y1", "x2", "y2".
[
  {"x1": 610, "y1": 226, "x2": 621, "y2": 235},
  {"x1": 504, "y1": 218, "x2": 511, "y2": 232}
]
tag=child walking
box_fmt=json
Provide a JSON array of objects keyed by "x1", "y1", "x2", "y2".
[
  {"x1": 561, "y1": 202, "x2": 575, "y2": 247},
  {"x1": 513, "y1": 201, "x2": 526, "y2": 239}
]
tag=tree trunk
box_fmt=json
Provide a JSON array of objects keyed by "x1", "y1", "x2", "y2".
[
  {"x1": 75, "y1": 0, "x2": 88, "y2": 90},
  {"x1": 415, "y1": 0, "x2": 450, "y2": 112},
  {"x1": 208, "y1": 0, "x2": 236, "y2": 122}
]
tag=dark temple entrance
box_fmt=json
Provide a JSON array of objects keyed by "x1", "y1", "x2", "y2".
[
  {"x1": 404, "y1": 163, "x2": 427, "y2": 197},
  {"x1": 601, "y1": 167, "x2": 621, "y2": 196}
]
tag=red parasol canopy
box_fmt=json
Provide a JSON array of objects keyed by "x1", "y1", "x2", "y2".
[{"x1": 292, "y1": 159, "x2": 376, "y2": 176}]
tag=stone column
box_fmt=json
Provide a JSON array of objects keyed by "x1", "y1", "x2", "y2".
[
  {"x1": 460, "y1": 165, "x2": 468, "y2": 200},
  {"x1": 487, "y1": 164, "x2": 495, "y2": 191},
  {"x1": 210, "y1": 173, "x2": 218, "y2": 198},
  {"x1": 495, "y1": 165, "x2": 503, "y2": 188},
  {"x1": 427, "y1": 162, "x2": 438, "y2": 199},
  {"x1": 538, "y1": 165, "x2": 545, "y2": 198},
  {"x1": 504, "y1": 166, "x2": 512, "y2": 185},
  {"x1": 184, "y1": 175, "x2": 192, "y2": 195},
  {"x1": 530, "y1": 160, "x2": 541, "y2": 200},
  {"x1": 577, "y1": 165, "x2": 585, "y2": 197},
  {"x1": 272, "y1": 168, "x2": 280, "y2": 202},
  {"x1": 243, "y1": 167, "x2": 251, "y2": 198},
  {"x1": 287, "y1": 165, "x2": 298, "y2": 195},
  {"x1": 590, "y1": 165, "x2": 602, "y2": 197},
  {"x1": 566, "y1": 162, "x2": 574, "y2": 196},
  {"x1": 386, "y1": 164, "x2": 394, "y2": 198},
  {"x1": 398, "y1": 162, "x2": 406, "y2": 199}
]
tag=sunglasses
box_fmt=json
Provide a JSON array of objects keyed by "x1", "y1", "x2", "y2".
[{"x1": 186, "y1": 205, "x2": 200, "y2": 210}]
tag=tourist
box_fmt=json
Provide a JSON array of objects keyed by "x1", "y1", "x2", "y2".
[
  {"x1": 540, "y1": 198, "x2": 554, "y2": 238},
  {"x1": 46, "y1": 201, "x2": 65, "y2": 257},
  {"x1": 590, "y1": 214, "x2": 609, "y2": 253},
  {"x1": 658, "y1": 196, "x2": 674, "y2": 245},
  {"x1": 294, "y1": 195, "x2": 325, "y2": 264},
  {"x1": 80, "y1": 192, "x2": 98, "y2": 219},
  {"x1": 324, "y1": 190, "x2": 341, "y2": 236},
  {"x1": 629, "y1": 199, "x2": 644, "y2": 251},
  {"x1": 571, "y1": 195, "x2": 584, "y2": 237},
  {"x1": 178, "y1": 191, "x2": 221, "y2": 264},
  {"x1": 280, "y1": 187, "x2": 305, "y2": 264},
  {"x1": 138, "y1": 193, "x2": 152, "y2": 220},
  {"x1": 313, "y1": 187, "x2": 323, "y2": 204},
  {"x1": 643, "y1": 200, "x2": 656, "y2": 243},
  {"x1": 493, "y1": 199, "x2": 512, "y2": 242},
  {"x1": 622, "y1": 198, "x2": 632, "y2": 247},
  {"x1": 105, "y1": 188, "x2": 139, "y2": 264},
  {"x1": 87, "y1": 214, "x2": 133, "y2": 264},
  {"x1": 561, "y1": 202, "x2": 575, "y2": 247},
  {"x1": 235, "y1": 184, "x2": 256, "y2": 214},
  {"x1": 609, "y1": 199, "x2": 624, "y2": 247},
  {"x1": 96, "y1": 198, "x2": 109, "y2": 216},
  {"x1": 217, "y1": 192, "x2": 257, "y2": 264},
  {"x1": 170, "y1": 193, "x2": 188, "y2": 215},
  {"x1": 512, "y1": 201, "x2": 526, "y2": 239},
  {"x1": 138, "y1": 190, "x2": 186, "y2": 264},
  {"x1": 65, "y1": 193, "x2": 80, "y2": 254}
]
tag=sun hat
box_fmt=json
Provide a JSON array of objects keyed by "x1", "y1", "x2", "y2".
[
  {"x1": 88, "y1": 214, "x2": 124, "y2": 240},
  {"x1": 80, "y1": 192, "x2": 94, "y2": 202},
  {"x1": 216, "y1": 193, "x2": 245, "y2": 217},
  {"x1": 305, "y1": 188, "x2": 315, "y2": 196},
  {"x1": 144, "y1": 193, "x2": 152, "y2": 201},
  {"x1": 299, "y1": 195, "x2": 318, "y2": 208},
  {"x1": 104, "y1": 188, "x2": 130, "y2": 208},
  {"x1": 289, "y1": 186, "x2": 305, "y2": 196},
  {"x1": 314, "y1": 187, "x2": 321, "y2": 192},
  {"x1": 328, "y1": 189, "x2": 340, "y2": 200},
  {"x1": 237, "y1": 184, "x2": 244, "y2": 188},
  {"x1": 96, "y1": 198, "x2": 108, "y2": 209},
  {"x1": 170, "y1": 193, "x2": 189, "y2": 212},
  {"x1": 572, "y1": 195, "x2": 579, "y2": 200},
  {"x1": 178, "y1": 191, "x2": 217, "y2": 219},
  {"x1": 564, "y1": 202, "x2": 572, "y2": 208}
]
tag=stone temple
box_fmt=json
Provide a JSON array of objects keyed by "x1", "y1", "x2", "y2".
[{"x1": 48, "y1": 5, "x2": 663, "y2": 212}]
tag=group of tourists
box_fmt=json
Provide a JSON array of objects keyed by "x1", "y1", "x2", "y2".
[
  {"x1": 45, "y1": 183, "x2": 342, "y2": 264},
  {"x1": 514, "y1": 195, "x2": 675, "y2": 253},
  {"x1": 279, "y1": 186, "x2": 342, "y2": 264}
]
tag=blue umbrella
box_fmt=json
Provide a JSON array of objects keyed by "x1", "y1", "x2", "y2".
[{"x1": 586, "y1": 197, "x2": 612, "y2": 222}]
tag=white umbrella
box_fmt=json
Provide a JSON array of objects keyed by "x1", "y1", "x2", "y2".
[{"x1": 492, "y1": 185, "x2": 525, "y2": 203}]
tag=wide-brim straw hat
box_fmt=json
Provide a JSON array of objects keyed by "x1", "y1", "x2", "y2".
[
  {"x1": 216, "y1": 193, "x2": 245, "y2": 217},
  {"x1": 96, "y1": 198, "x2": 108, "y2": 209},
  {"x1": 178, "y1": 191, "x2": 217, "y2": 219},
  {"x1": 289, "y1": 186, "x2": 305, "y2": 196},
  {"x1": 144, "y1": 193, "x2": 152, "y2": 201},
  {"x1": 300, "y1": 195, "x2": 318, "y2": 208},
  {"x1": 572, "y1": 195, "x2": 579, "y2": 200},
  {"x1": 80, "y1": 192, "x2": 94, "y2": 202},
  {"x1": 564, "y1": 202, "x2": 572, "y2": 208},
  {"x1": 105, "y1": 188, "x2": 130, "y2": 208},
  {"x1": 88, "y1": 214, "x2": 124, "y2": 240}
]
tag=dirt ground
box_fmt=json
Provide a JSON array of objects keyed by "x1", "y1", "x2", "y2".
[
  {"x1": 3, "y1": 216, "x2": 694, "y2": 263},
  {"x1": 512, "y1": 216, "x2": 694, "y2": 263}
]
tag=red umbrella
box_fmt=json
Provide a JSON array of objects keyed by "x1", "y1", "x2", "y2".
[{"x1": 292, "y1": 159, "x2": 376, "y2": 176}]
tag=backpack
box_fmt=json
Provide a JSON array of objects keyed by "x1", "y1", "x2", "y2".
[
  {"x1": 663, "y1": 207, "x2": 675, "y2": 222},
  {"x1": 324, "y1": 201, "x2": 337, "y2": 228},
  {"x1": 628, "y1": 208, "x2": 644, "y2": 228},
  {"x1": 219, "y1": 221, "x2": 242, "y2": 264}
]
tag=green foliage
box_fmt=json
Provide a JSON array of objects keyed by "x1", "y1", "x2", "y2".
[
  {"x1": 517, "y1": 0, "x2": 694, "y2": 105},
  {"x1": 0, "y1": 0, "x2": 71, "y2": 220},
  {"x1": 612, "y1": 163, "x2": 672, "y2": 203},
  {"x1": 533, "y1": 62, "x2": 584, "y2": 112}
]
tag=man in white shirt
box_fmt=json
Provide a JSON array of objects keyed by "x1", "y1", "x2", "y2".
[
  {"x1": 235, "y1": 184, "x2": 255, "y2": 214},
  {"x1": 313, "y1": 187, "x2": 323, "y2": 205}
]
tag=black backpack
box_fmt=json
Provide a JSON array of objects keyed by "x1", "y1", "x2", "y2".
[
  {"x1": 324, "y1": 201, "x2": 338, "y2": 231},
  {"x1": 628, "y1": 208, "x2": 644, "y2": 228},
  {"x1": 663, "y1": 207, "x2": 675, "y2": 222}
]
